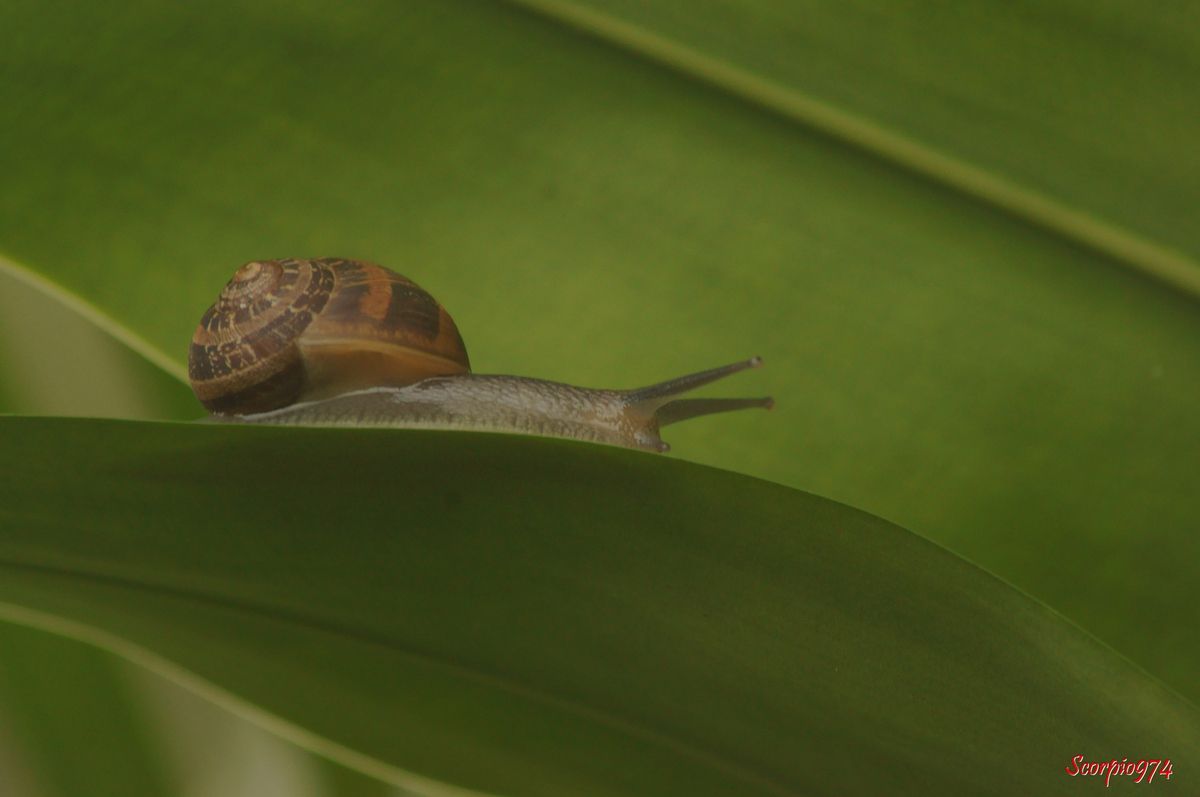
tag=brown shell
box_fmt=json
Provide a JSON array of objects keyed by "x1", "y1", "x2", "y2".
[{"x1": 188, "y1": 258, "x2": 470, "y2": 414}]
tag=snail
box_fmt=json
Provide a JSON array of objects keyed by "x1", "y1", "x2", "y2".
[{"x1": 189, "y1": 258, "x2": 772, "y2": 452}]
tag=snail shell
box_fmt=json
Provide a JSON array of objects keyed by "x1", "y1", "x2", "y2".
[{"x1": 188, "y1": 258, "x2": 469, "y2": 414}]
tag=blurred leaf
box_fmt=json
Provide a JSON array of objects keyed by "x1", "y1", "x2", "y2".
[
  {"x1": 0, "y1": 265, "x2": 197, "y2": 419},
  {"x1": 0, "y1": 417, "x2": 1196, "y2": 796},
  {"x1": 0, "y1": 269, "x2": 394, "y2": 796},
  {"x1": 0, "y1": 622, "x2": 397, "y2": 797},
  {"x1": 0, "y1": 710, "x2": 43, "y2": 797},
  {"x1": 0, "y1": 623, "x2": 175, "y2": 797},
  {"x1": 0, "y1": 0, "x2": 1196, "y2": 702},
  {"x1": 533, "y1": 0, "x2": 1200, "y2": 275},
  {"x1": 131, "y1": 657, "x2": 393, "y2": 797}
]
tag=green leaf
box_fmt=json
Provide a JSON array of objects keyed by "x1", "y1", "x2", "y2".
[
  {"x1": 0, "y1": 0, "x2": 1196, "y2": 703},
  {"x1": 0, "y1": 590, "x2": 399, "y2": 797},
  {"x1": 0, "y1": 624, "x2": 175, "y2": 797},
  {"x1": 0, "y1": 191, "x2": 392, "y2": 797},
  {"x1": 526, "y1": 0, "x2": 1200, "y2": 279},
  {"x1": 0, "y1": 267, "x2": 196, "y2": 420},
  {"x1": 0, "y1": 417, "x2": 1196, "y2": 795}
]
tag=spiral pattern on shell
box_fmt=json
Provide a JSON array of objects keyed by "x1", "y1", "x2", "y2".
[{"x1": 189, "y1": 258, "x2": 470, "y2": 414}]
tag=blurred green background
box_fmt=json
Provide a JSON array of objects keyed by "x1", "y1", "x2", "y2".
[{"x1": 1, "y1": 0, "x2": 1197, "y2": 794}]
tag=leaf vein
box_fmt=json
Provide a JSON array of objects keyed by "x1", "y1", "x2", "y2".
[{"x1": 500, "y1": 0, "x2": 1200, "y2": 299}]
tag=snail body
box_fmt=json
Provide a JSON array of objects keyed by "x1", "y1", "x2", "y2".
[{"x1": 189, "y1": 258, "x2": 771, "y2": 452}]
